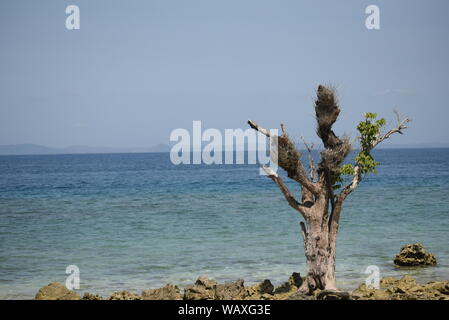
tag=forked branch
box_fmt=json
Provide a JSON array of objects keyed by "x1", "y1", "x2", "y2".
[
  {"x1": 247, "y1": 120, "x2": 321, "y2": 196},
  {"x1": 373, "y1": 112, "x2": 410, "y2": 148}
]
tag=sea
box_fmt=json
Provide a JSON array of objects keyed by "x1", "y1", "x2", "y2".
[{"x1": 1, "y1": 149, "x2": 448, "y2": 299}]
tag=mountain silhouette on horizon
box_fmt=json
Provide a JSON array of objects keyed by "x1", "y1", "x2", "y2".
[{"x1": 0, "y1": 143, "x2": 171, "y2": 155}]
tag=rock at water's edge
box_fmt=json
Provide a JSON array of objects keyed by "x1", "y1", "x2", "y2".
[
  {"x1": 142, "y1": 284, "x2": 182, "y2": 300},
  {"x1": 246, "y1": 279, "x2": 274, "y2": 299},
  {"x1": 394, "y1": 243, "x2": 436, "y2": 267},
  {"x1": 35, "y1": 282, "x2": 81, "y2": 300},
  {"x1": 109, "y1": 290, "x2": 141, "y2": 300},
  {"x1": 272, "y1": 272, "x2": 304, "y2": 300},
  {"x1": 82, "y1": 292, "x2": 103, "y2": 300},
  {"x1": 351, "y1": 275, "x2": 449, "y2": 300},
  {"x1": 216, "y1": 279, "x2": 247, "y2": 300},
  {"x1": 184, "y1": 276, "x2": 218, "y2": 300}
]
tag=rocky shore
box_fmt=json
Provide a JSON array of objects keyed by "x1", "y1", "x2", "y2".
[
  {"x1": 34, "y1": 243, "x2": 448, "y2": 300},
  {"x1": 34, "y1": 273, "x2": 449, "y2": 301},
  {"x1": 35, "y1": 273, "x2": 301, "y2": 301}
]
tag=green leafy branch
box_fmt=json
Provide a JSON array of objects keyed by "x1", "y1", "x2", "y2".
[{"x1": 332, "y1": 113, "x2": 386, "y2": 189}]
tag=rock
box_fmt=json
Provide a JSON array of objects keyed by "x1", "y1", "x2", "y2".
[
  {"x1": 351, "y1": 283, "x2": 391, "y2": 300},
  {"x1": 412, "y1": 281, "x2": 449, "y2": 300},
  {"x1": 248, "y1": 279, "x2": 274, "y2": 295},
  {"x1": 286, "y1": 291, "x2": 315, "y2": 300},
  {"x1": 109, "y1": 291, "x2": 141, "y2": 300},
  {"x1": 35, "y1": 282, "x2": 81, "y2": 300},
  {"x1": 142, "y1": 284, "x2": 182, "y2": 300},
  {"x1": 288, "y1": 272, "x2": 303, "y2": 288},
  {"x1": 260, "y1": 293, "x2": 275, "y2": 300},
  {"x1": 216, "y1": 279, "x2": 247, "y2": 300},
  {"x1": 316, "y1": 290, "x2": 350, "y2": 300},
  {"x1": 423, "y1": 281, "x2": 449, "y2": 295},
  {"x1": 259, "y1": 279, "x2": 274, "y2": 294},
  {"x1": 82, "y1": 292, "x2": 103, "y2": 300},
  {"x1": 184, "y1": 276, "x2": 218, "y2": 300},
  {"x1": 371, "y1": 290, "x2": 392, "y2": 300},
  {"x1": 380, "y1": 277, "x2": 399, "y2": 288},
  {"x1": 351, "y1": 275, "x2": 449, "y2": 300},
  {"x1": 246, "y1": 274, "x2": 305, "y2": 300},
  {"x1": 185, "y1": 277, "x2": 248, "y2": 300},
  {"x1": 246, "y1": 279, "x2": 274, "y2": 299},
  {"x1": 273, "y1": 282, "x2": 291, "y2": 294},
  {"x1": 350, "y1": 283, "x2": 374, "y2": 300},
  {"x1": 394, "y1": 243, "x2": 437, "y2": 267},
  {"x1": 387, "y1": 275, "x2": 417, "y2": 294},
  {"x1": 274, "y1": 272, "x2": 302, "y2": 294}
]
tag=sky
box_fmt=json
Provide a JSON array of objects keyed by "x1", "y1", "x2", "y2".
[{"x1": 1, "y1": 0, "x2": 449, "y2": 148}]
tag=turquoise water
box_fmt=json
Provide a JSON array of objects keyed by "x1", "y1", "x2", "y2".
[{"x1": 1, "y1": 149, "x2": 449, "y2": 299}]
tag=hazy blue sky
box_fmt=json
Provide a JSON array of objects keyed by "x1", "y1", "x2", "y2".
[{"x1": 1, "y1": 0, "x2": 448, "y2": 148}]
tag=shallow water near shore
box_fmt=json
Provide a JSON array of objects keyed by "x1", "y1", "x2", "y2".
[{"x1": 1, "y1": 149, "x2": 449, "y2": 299}]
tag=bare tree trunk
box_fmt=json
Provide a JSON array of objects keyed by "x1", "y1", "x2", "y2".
[
  {"x1": 304, "y1": 235, "x2": 334, "y2": 291},
  {"x1": 299, "y1": 200, "x2": 338, "y2": 293}
]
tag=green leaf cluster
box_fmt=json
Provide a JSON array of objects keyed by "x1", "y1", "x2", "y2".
[{"x1": 332, "y1": 113, "x2": 386, "y2": 190}]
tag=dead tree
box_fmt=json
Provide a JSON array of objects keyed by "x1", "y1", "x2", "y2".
[{"x1": 248, "y1": 85, "x2": 410, "y2": 294}]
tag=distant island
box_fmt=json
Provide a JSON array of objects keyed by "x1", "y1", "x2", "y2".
[{"x1": 0, "y1": 144, "x2": 171, "y2": 155}]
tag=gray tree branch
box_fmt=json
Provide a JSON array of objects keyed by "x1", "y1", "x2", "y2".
[
  {"x1": 261, "y1": 166, "x2": 310, "y2": 219},
  {"x1": 247, "y1": 120, "x2": 321, "y2": 196}
]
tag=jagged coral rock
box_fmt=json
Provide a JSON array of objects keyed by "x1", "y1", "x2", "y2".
[
  {"x1": 394, "y1": 243, "x2": 437, "y2": 266},
  {"x1": 351, "y1": 275, "x2": 449, "y2": 300},
  {"x1": 109, "y1": 290, "x2": 141, "y2": 300},
  {"x1": 35, "y1": 282, "x2": 80, "y2": 300},
  {"x1": 216, "y1": 279, "x2": 247, "y2": 300},
  {"x1": 142, "y1": 284, "x2": 182, "y2": 300},
  {"x1": 246, "y1": 279, "x2": 274, "y2": 299},
  {"x1": 272, "y1": 272, "x2": 304, "y2": 300},
  {"x1": 82, "y1": 292, "x2": 103, "y2": 300},
  {"x1": 184, "y1": 276, "x2": 218, "y2": 300}
]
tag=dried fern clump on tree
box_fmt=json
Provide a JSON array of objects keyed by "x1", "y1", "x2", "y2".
[{"x1": 248, "y1": 85, "x2": 410, "y2": 294}]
